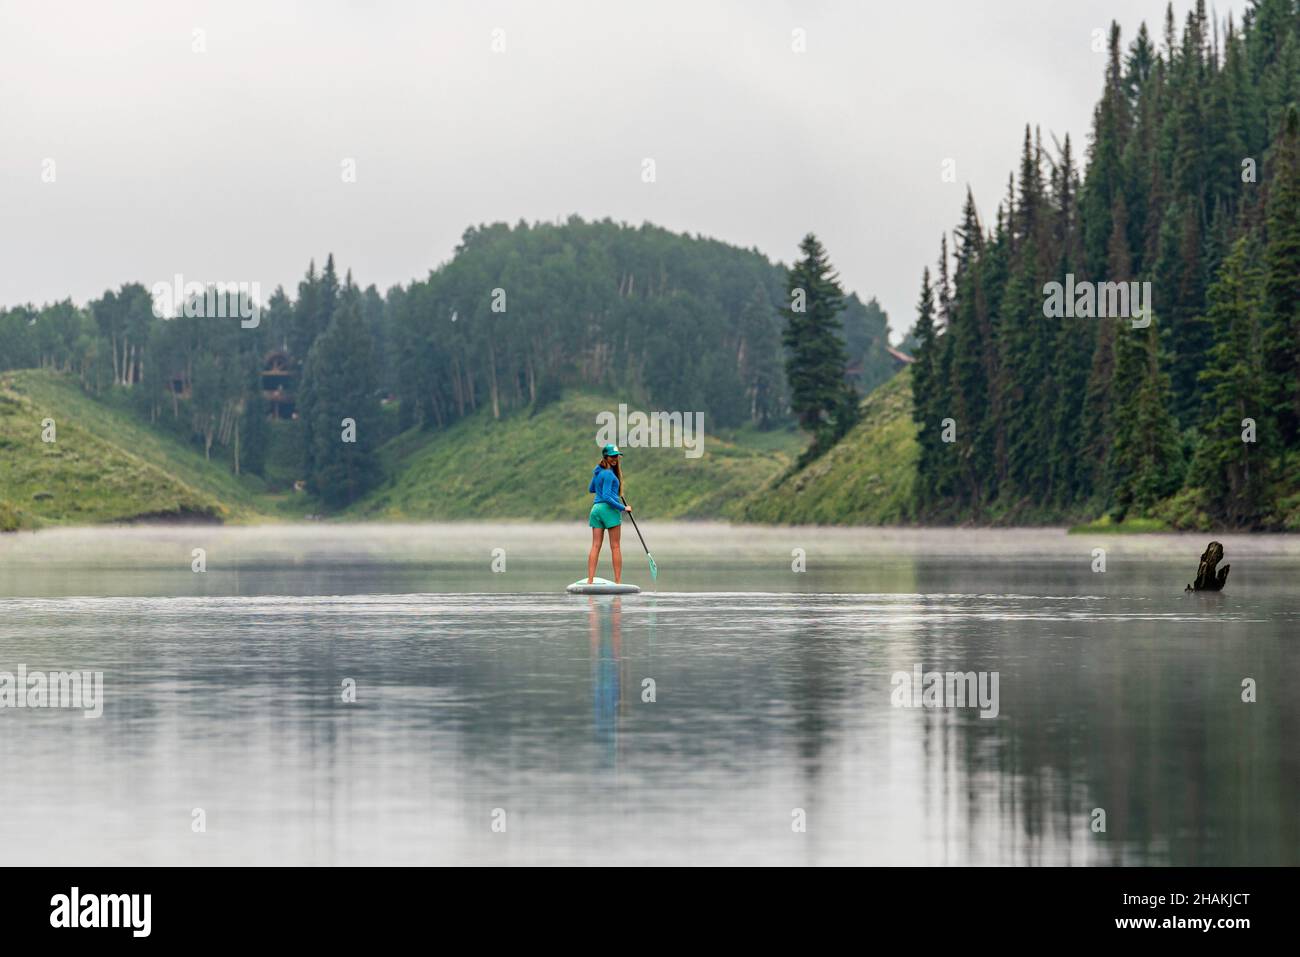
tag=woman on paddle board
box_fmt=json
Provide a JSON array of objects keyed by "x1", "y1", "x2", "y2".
[{"x1": 587, "y1": 443, "x2": 631, "y2": 584}]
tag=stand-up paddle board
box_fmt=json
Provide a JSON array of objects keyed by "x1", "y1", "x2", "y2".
[{"x1": 566, "y1": 577, "x2": 641, "y2": 595}]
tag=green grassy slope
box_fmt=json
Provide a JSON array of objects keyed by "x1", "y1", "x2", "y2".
[
  {"x1": 0, "y1": 370, "x2": 267, "y2": 528},
  {"x1": 2, "y1": 369, "x2": 910, "y2": 530},
  {"x1": 738, "y1": 369, "x2": 917, "y2": 525},
  {"x1": 348, "y1": 391, "x2": 801, "y2": 521}
]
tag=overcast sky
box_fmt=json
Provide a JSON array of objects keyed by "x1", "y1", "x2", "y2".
[{"x1": 1, "y1": 0, "x2": 1248, "y2": 337}]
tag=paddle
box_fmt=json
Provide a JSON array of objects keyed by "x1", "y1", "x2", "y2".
[{"x1": 621, "y1": 496, "x2": 657, "y2": 581}]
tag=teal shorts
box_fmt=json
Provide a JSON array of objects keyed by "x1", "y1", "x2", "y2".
[{"x1": 589, "y1": 502, "x2": 622, "y2": 529}]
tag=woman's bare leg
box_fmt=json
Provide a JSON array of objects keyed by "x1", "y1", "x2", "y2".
[
  {"x1": 609, "y1": 525, "x2": 623, "y2": 583},
  {"x1": 587, "y1": 528, "x2": 605, "y2": 583}
]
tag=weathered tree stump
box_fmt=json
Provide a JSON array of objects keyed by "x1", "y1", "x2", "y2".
[{"x1": 1186, "y1": 541, "x2": 1230, "y2": 592}]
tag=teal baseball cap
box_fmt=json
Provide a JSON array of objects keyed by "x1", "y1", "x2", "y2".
[{"x1": 602, "y1": 443, "x2": 621, "y2": 456}]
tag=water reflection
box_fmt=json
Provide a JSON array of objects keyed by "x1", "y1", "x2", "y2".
[
  {"x1": 0, "y1": 525, "x2": 1295, "y2": 865},
  {"x1": 587, "y1": 596, "x2": 623, "y2": 770}
]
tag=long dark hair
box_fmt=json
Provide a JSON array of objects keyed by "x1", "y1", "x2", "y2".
[{"x1": 599, "y1": 455, "x2": 624, "y2": 499}]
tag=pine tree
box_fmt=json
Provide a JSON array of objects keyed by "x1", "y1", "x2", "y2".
[
  {"x1": 982, "y1": 200, "x2": 1011, "y2": 489},
  {"x1": 1193, "y1": 236, "x2": 1271, "y2": 525},
  {"x1": 1263, "y1": 105, "x2": 1300, "y2": 446},
  {"x1": 999, "y1": 132, "x2": 1053, "y2": 504},
  {"x1": 910, "y1": 267, "x2": 939, "y2": 504},
  {"x1": 928, "y1": 237, "x2": 960, "y2": 506},
  {"x1": 1083, "y1": 23, "x2": 1133, "y2": 278},
  {"x1": 1125, "y1": 42, "x2": 1165, "y2": 276},
  {"x1": 781, "y1": 234, "x2": 855, "y2": 458},
  {"x1": 1079, "y1": 194, "x2": 1133, "y2": 500},
  {"x1": 1153, "y1": 196, "x2": 1209, "y2": 422},
  {"x1": 291, "y1": 260, "x2": 321, "y2": 360},
  {"x1": 1125, "y1": 22, "x2": 1157, "y2": 97},
  {"x1": 1047, "y1": 135, "x2": 1090, "y2": 505},
  {"x1": 320, "y1": 254, "x2": 340, "y2": 335},
  {"x1": 298, "y1": 300, "x2": 381, "y2": 507},
  {"x1": 1110, "y1": 315, "x2": 1184, "y2": 517},
  {"x1": 947, "y1": 191, "x2": 994, "y2": 511},
  {"x1": 240, "y1": 388, "x2": 270, "y2": 477},
  {"x1": 997, "y1": 237, "x2": 1045, "y2": 501},
  {"x1": 1154, "y1": 9, "x2": 1215, "y2": 423}
]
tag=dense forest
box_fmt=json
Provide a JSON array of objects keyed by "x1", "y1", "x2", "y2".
[
  {"x1": 385, "y1": 219, "x2": 893, "y2": 433},
  {"x1": 0, "y1": 219, "x2": 895, "y2": 506},
  {"x1": 910, "y1": 0, "x2": 1300, "y2": 529}
]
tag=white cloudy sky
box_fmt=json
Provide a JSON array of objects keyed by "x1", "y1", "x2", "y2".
[{"x1": 1, "y1": 0, "x2": 1247, "y2": 337}]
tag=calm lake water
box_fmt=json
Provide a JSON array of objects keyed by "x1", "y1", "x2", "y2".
[{"x1": 0, "y1": 523, "x2": 1296, "y2": 866}]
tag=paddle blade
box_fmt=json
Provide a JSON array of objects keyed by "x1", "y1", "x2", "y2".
[{"x1": 647, "y1": 552, "x2": 658, "y2": 581}]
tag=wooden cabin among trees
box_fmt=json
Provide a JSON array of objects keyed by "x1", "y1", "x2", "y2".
[{"x1": 261, "y1": 350, "x2": 296, "y2": 419}]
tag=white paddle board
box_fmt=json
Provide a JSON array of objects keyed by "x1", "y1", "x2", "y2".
[{"x1": 566, "y1": 577, "x2": 641, "y2": 595}]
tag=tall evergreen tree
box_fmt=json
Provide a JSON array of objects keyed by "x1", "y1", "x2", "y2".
[
  {"x1": 298, "y1": 300, "x2": 381, "y2": 507},
  {"x1": 910, "y1": 267, "x2": 940, "y2": 504},
  {"x1": 1125, "y1": 22, "x2": 1157, "y2": 97},
  {"x1": 240, "y1": 386, "x2": 270, "y2": 477},
  {"x1": 1083, "y1": 23, "x2": 1133, "y2": 278},
  {"x1": 929, "y1": 237, "x2": 960, "y2": 504},
  {"x1": 1047, "y1": 135, "x2": 1090, "y2": 504},
  {"x1": 999, "y1": 132, "x2": 1053, "y2": 504},
  {"x1": 1194, "y1": 236, "x2": 1272, "y2": 525},
  {"x1": 781, "y1": 234, "x2": 856, "y2": 458},
  {"x1": 1153, "y1": 196, "x2": 1209, "y2": 422},
  {"x1": 947, "y1": 190, "x2": 994, "y2": 511},
  {"x1": 1110, "y1": 315, "x2": 1184, "y2": 517},
  {"x1": 1079, "y1": 194, "x2": 1133, "y2": 499},
  {"x1": 291, "y1": 260, "x2": 321, "y2": 361},
  {"x1": 1263, "y1": 104, "x2": 1300, "y2": 446}
]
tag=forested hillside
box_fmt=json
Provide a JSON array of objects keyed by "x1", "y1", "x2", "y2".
[
  {"x1": 909, "y1": 0, "x2": 1300, "y2": 529},
  {"x1": 0, "y1": 218, "x2": 894, "y2": 511},
  {"x1": 383, "y1": 218, "x2": 893, "y2": 433}
]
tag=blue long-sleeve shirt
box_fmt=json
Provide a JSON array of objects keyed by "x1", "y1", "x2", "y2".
[{"x1": 589, "y1": 466, "x2": 627, "y2": 510}]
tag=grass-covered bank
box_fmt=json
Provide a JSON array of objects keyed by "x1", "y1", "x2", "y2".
[
  {"x1": 0, "y1": 370, "x2": 248, "y2": 528},
  {"x1": 347, "y1": 390, "x2": 804, "y2": 521},
  {"x1": 738, "y1": 369, "x2": 917, "y2": 525}
]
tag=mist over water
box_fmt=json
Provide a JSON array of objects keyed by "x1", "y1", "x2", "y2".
[{"x1": 1, "y1": 524, "x2": 1296, "y2": 865}]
